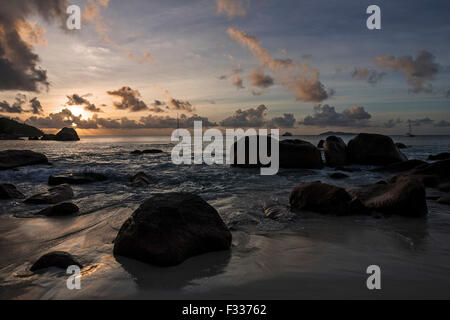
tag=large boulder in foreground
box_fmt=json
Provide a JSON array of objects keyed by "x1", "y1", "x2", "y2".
[
  {"x1": 347, "y1": 133, "x2": 407, "y2": 165},
  {"x1": 0, "y1": 150, "x2": 48, "y2": 170},
  {"x1": 0, "y1": 184, "x2": 25, "y2": 199},
  {"x1": 55, "y1": 127, "x2": 80, "y2": 141},
  {"x1": 31, "y1": 251, "x2": 82, "y2": 272},
  {"x1": 231, "y1": 136, "x2": 323, "y2": 169},
  {"x1": 289, "y1": 182, "x2": 357, "y2": 216},
  {"x1": 324, "y1": 136, "x2": 348, "y2": 167},
  {"x1": 393, "y1": 159, "x2": 450, "y2": 187},
  {"x1": 49, "y1": 172, "x2": 108, "y2": 185},
  {"x1": 350, "y1": 176, "x2": 428, "y2": 217},
  {"x1": 25, "y1": 184, "x2": 74, "y2": 204},
  {"x1": 113, "y1": 193, "x2": 232, "y2": 267}
]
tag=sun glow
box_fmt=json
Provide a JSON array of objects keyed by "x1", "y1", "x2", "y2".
[{"x1": 66, "y1": 105, "x2": 88, "y2": 119}]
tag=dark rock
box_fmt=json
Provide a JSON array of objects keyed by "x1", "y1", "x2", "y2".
[
  {"x1": 334, "y1": 166, "x2": 362, "y2": 173},
  {"x1": 317, "y1": 140, "x2": 325, "y2": 148},
  {"x1": 0, "y1": 184, "x2": 25, "y2": 199},
  {"x1": 55, "y1": 127, "x2": 80, "y2": 141},
  {"x1": 438, "y1": 182, "x2": 450, "y2": 192},
  {"x1": 0, "y1": 150, "x2": 48, "y2": 170},
  {"x1": 30, "y1": 251, "x2": 82, "y2": 272},
  {"x1": 36, "y1": 202, "x2": 79, "y2": 217},
  {"x1": 142, "y1": 149, "x2": 163, "y2": 154},
  {"x1": 131, "y1": 172, "x2": 151, "y2": 187},
  {"x1": 262, "y1": 201, "x2": 290, "y2": 220},
  {"x1": 289, "y1": 182, "x2": 355, "y2": 216},
  {"x1": 397, "y1": 159, "x2": 450, "y2": 187},
  {"x1": 48, "y1": 172, "x2": 108, "y2": 185},
  {"x1": 347, "y1": 133, "x2": 407, "y2": 165},
  {"x1": 352, "y1": 176, "x2": 428, "y2": 217},
  {"x1": 0, "y1": 117, "x2": 43, "y2": 137},
  {"x1": 282, "y1": 132, "x2": 293, "y2": 137},
  {"x1": 130, "y1": 150, "x2": 142, "y2": 155},
  {"x1": 395, "y1": 143, "x2": 408, "y2": 149},
  {"x1": 25, "y1": 184, "x2": 74, "y2": 204},
  {"x1": 324, "y1": 136, "x2": 348, "y2": 167},
  {"x1": 113, "y1": 192, "x2": 232, "y2": 267},
  {"x1": 329, "y1": 172, "x2": 349, "y2": 179},
  {"x1": 371, "y1": 159, "x2": 427, "y2": 173},
  {"x1": 231, "y1": 137, "x2": 323, "y2": 169},
  {"x1": 437, "y1": 195, "x2": 450, "y2": 205},
  {"x1": 428, "y1": 152, "x2": 450, "y2": 161},
  {"x1": 41, "y1": 134, "x2": 57, "y2": 140},
  {"x1": 29, "y1": 136, "x2": 40, "y2": 141},
  {"x1": 376, "y1": 180, "x2": 388, "y2": 185}
]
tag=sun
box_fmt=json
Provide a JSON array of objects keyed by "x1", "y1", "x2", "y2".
[{"x1": 67, "y1": 105, "x2": 88, "y2": 119}]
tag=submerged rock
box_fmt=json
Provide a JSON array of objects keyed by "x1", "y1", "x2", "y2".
[
  {"x1": 324, "y1": 136, "x2": 348, "y2": 167},
  {"x1": 347, "y1": 133, "x2": 407, "y2": 165},
  {"x1": 142, "y1": 149, "x2": 163, "y2": 154},
  {"x1": 0, "y1": 150, "x2": 48, "y2": 170},
  {"x1": 395, "y1": 159, "x2": 450, "y2": 187},
  {"x1": 41, "y1": 134, "x2": 57, "y2": 140},
  {"x1": 25, "y1": 184, "x2": 74, "y2": 204},
  {"x1": 289, "y1": 182, "x2": 355, "y2": 216},
  {"x1": 55, "y1": 127, "x2": 80, "y2": 141},
  {"x1": 262, "y1": 200, "x2": 290, "y2": 220},
  {"x1": 48, "y1": 172, "x2": 108, "y2": 185},
  {"x1": 131, "y1": 172, "x2": 151, "y2": 187},
  {"x1": 36, "y1": 202, "x2": 79, "y2": 217},
  {"x1": 329, "y1": 172, "x2": 349, "y2": 179},
  {"x1": 30, "y1": 251, "x2": 82, "y2": 272},
  {"x1": 428, "y1": 152, "x2": 450, "y2": 161},
  {"x1": 0, "y1": 184, "x2": 25, "y2": 199},
  {"x1": 231, "y1": 136, "x2": 323, "y2": 169},
  {"x1": 113, "y1": 192, "x2": 232, "y2": 267},
  {"x1": 438, "y1": 195, "x2": 450, "y2": 205},
  {"x1": 371, "y1": 159, "x2": 427, "y2": 173}
]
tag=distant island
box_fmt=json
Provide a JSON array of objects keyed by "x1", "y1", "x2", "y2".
[
  {"x1": 0, "y1": 117, "x2": 80, "y2": 141},
  {"x1": 282, "y1": 132, "x2": 293, "y2": 137},
  {"x1": 0, "y1": 117, "x2": 43, "y2": 139},
  {"x1": 318, "y1": 131, "x2": 358, "y2": 136}
]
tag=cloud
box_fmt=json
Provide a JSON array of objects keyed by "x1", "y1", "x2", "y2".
[
  {"x1": 410, "y1": 117, "x2": 434, "y2": 126},
  {"x1": 216, "y1": 0, "x2": 247, "y2": 18},
  {"x1": 375, "y1": 50, "x2": 440, "y2": 93},
  {"x1": 167, "y1": 98, "x2": 195, "y2": 113},
  {"x1": 233, "y1": 76, "x2": 245, "y2": 89},
  {"x1": 0, "y1": 0, "x2": 68, "y2": 92},
  {"x1": 435, "y1": 120, "x2": 450, "y2": 127},
  {"x1": 0, "y1": 94, "x2": 43, "y2": 114},
  {"x1": 26, "y1": 108, "x2": 99, "y2": 129},
  {"x1": 227, "y1": 27, "x2": 331, "y2": 102},
  {"x1": 149, "y1": 100, "x2": 167, "y2": 113},
  {"x1": 66, "y1": 94, "x2": 103, "y2": 113},
  {"x1": 249, "y1": 68, "x2": 274, "y2": 89},
  {"x1": 382, "y1": 118, "x2": 403, "y2": 128},
  {"x1": 29, "y1": 97, "x2": 43, "y2": 114},
  {"x1": 17, "y1": 21, "x2": 47, "y2": 47},
  {"x1": 299, "y1": 104, "x2": 372, "y2": 127},
  {"x1": 351, "y1": 67, "x2": 386, "y2": 85},
  {"x1": 127, "y1": 52, "x2": 154, "y2": 64},
  {"x1": 107, "y1": 87, "x2": 148, "y2": 112},
  {"x1": 219, "y1": 105, "x2": 296, "y2": 128}
]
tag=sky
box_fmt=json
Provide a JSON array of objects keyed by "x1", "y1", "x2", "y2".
[{"x1": 0, "y1": 0, "x2": 449, "y2": 135}]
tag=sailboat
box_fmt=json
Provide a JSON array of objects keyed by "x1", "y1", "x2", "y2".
[{"x1": 406, "y1": 120, "x2": 415, "y2": 137}]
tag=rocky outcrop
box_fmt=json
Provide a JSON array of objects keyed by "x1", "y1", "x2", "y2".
[
  {"x1": 289, "y1": 182, "x2": 356, "y2": 216},
  {"x1": 55, "y1": 127, "x2": 80, "y2": 141},
  {"x1": 36, "y1": 203, "x2": 79, "y2": 217},
  {"x1": 394, "y1": 159, "x2": 450, "y2": 187},
  {"x1": 329, "y1": 172, "x2": 349, "y2": 179},
  {"x1": 48, "y1": 172, "x2": 108, "y2": 185},
  {"x1": 350, "y1": 176, "x2": 428, "y2": 217},
  {"x1": 231, "y1": 137, "x2": 323, "y2": 169},
  {"x1": 25, "y1": 184, "x2": 74, "y2": 204},
  {"x1": 395, "y1": 143, "x2": 407, "y2": 149},
  {"x1": 0, "y1": 184, "x2": 25, "y2": 199},
  {"x1": 131, "y1": 172, "x2": 151, "y2": 187},
  {"x1": 41, "y1": 134, "x2": 57, "y2": 140},
  {"x1": 30, "y1": 251, "x2": 82, "y2": 272},
  {"x1": 0, "y1": 150, "x2": 48, "y2": 170},
  {"x1": 317, "y1": 140, "x2": 325, "y2": 149},
  {"x1": 0, "y1": 117, "x2": 43, "y2": 137},
  {"x1": 113, "y1": 193, "x2": 232, "y2": 267},
  {"x1": 428, "y1": 153, "x2": 450, "y2": 161},
  {"x1": 347, "y1": 133, "x2": 407, "y2": 165},
  {"x1": 131, "y1": 149, "x2": 163, "y2": 155},
  {"x1": 371, "y1": 159, "x2": 427, "y2": 173},
  {"x1": 324, "y1": 136, "x2": 348, "y2": 167}
]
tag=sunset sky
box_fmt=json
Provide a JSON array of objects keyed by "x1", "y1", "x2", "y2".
[{"x1": 0, "y1": 0, "x2": 449, "y2": 135}]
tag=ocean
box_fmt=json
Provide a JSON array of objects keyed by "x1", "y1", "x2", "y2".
[{"x1": 1, "y1": 134, "x2": 450, "y2": 299}]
